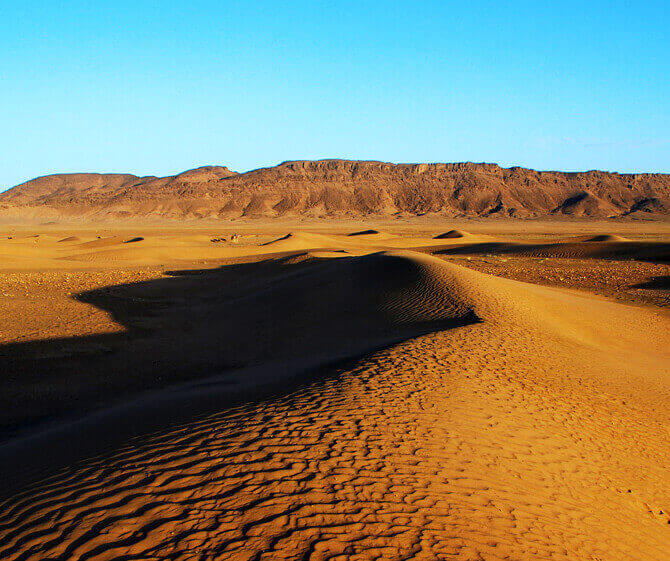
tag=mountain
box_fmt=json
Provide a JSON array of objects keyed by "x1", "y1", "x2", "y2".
[{"x1": 1, "y1": 160, "x2": 668, "y2": 220}]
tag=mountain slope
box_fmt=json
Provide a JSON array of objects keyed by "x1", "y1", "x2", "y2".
[{"x1": 2, "y1": 160, "x2": 669, "y2": 219}]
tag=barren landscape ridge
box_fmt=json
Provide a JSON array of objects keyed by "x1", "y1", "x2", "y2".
[{"x1": 2, "y1": 160, "x2": 669, "y2": 221}]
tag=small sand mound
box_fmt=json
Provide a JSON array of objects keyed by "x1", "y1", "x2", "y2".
[
  {"x1": 583, "y1": 234, "x2": 630, "y2": 242},
  {"x1": 77, "y1": 235, "x2": 124, "y2": 249},
  {"x1": 123, "y1": 237, "x2": 144, "y2": 243},
  {"x1": 559, "y1": 234, "x2": 632, "y2": 244},
  {"x1": 57, "y1": 236, "x2": 80, "y2": 243},
  {"x1": 347, "y1": 229, "x2": 380, "y2": 236},
  {"x1": 434, "y1": 230, "x2": 468, "y2": 239},
  {"x1": 261, "y1": 232, "x2": 342, "y2": 251}
]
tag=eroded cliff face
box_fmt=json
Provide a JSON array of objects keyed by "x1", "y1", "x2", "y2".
[{"x1": 2, "y1": 160, "x2": 668, "y2": 219}]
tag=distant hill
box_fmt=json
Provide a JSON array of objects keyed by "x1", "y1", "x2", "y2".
[{"x1": 1, "y1": 160, "x2": 668, "y2": 220}]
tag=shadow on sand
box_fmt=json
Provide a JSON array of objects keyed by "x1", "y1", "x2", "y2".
[
  {"x1": 0, "y1": 255, "x2": 307, "y2": 434},
  {"x1": 0, "y1": 251, "x2": 480, "y2": 490},
  {"x1": 426, "y1": 241, "x2": 670, "y2": 262},
  {"x1": 631, "y1": 275, "x2": 670, "y2": 290}
]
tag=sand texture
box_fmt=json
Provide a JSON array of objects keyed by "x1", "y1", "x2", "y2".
[{"x1": 0, "y1": 222, "x2": 668, "y2": 560}]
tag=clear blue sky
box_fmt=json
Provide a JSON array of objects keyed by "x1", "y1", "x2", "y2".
[{"x1": 1, "y1": 1, "x2": 668, "y2": 190}]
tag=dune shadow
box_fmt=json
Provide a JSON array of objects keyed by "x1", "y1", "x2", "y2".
[
  {"x1": 427, "y1": 241, "x2": 670, "y2": 263},
  {"x1": 631, "y1": 276, "x2": 670, "y2": 290},
  {"x1": 0, "y1": 250, "x2": 480, "y2": 484},
  {"x1": 0, "y1": 252, "x2": 318, "y2": 435}
]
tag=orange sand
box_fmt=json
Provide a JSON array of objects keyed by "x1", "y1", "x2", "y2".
[{"x1": 0, "y1": 222, "x2": 668, "y2": 560}]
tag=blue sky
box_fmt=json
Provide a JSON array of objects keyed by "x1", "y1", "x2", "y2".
[{"x1": 1, "y1": 1, "x2": 668, "y2": 190}]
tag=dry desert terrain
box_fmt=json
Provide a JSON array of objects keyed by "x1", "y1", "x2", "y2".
[{"x1": 0, "y1": 219, "x2": 668, "y2": 560}]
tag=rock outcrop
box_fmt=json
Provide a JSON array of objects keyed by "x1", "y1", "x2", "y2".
[{"x1": 2, "y1": 160, "x2": 668, "y2": 219}]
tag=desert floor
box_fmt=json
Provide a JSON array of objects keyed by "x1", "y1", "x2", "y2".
[{"x1": 0, "y1": 219, "x2": 668, "y2": 560}]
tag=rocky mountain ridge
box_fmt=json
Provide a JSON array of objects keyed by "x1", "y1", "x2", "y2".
[{"x1": 1, "y1": 160, "x2": 668, "y2": 219}]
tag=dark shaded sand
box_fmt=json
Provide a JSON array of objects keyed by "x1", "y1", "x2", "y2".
[{"x1": 347, "y1": 229, "x2": 381, "y2": 236}]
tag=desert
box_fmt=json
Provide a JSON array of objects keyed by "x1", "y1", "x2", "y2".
[
  {"x1": 0, "y1": 193, "x2": 668, "y2": 559},
  {"x1": 3, "y1": 1, "x2": 669, "y2": 557}
]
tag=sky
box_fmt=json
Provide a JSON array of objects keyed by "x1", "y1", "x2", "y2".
[{"x1": 1, "y1": 0, "x2": 668, "y2": 190}]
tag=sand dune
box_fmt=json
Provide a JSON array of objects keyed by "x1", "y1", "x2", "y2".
[
  {"x1": 0, "y1": 246, "x2": 668, "y2": 560},
  {"x1": 261, "y1": 231, "x2": 344, "y2": 251},
  {"x1": 2, "y1": 224, "x2": 667, "y2": 271},
  {"x1": 581, "y1": 233, "x2": 631, "y2": 242},
  {"x1": 555, "y1": 233, "x2": 632, "y2": 244},
  {"x1": 345, "y1": 229, "x2": 396, "y2": 240},
  {"x1": 76, "y1": 235, "x2": 127, "y2": 249},
  {"x1": 434, "y1": 228, "x2": 468, "y2": 238},
  {"x1": 435, "y1": 239, "x2": 670, "y2": 261},
  {"x1": 0, "y1": 251, "x2": 480, "y2": 431}
]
